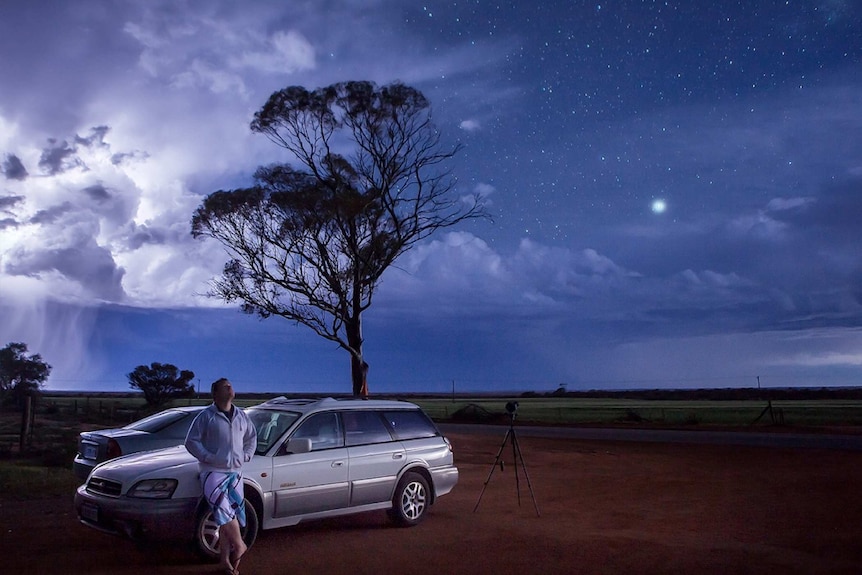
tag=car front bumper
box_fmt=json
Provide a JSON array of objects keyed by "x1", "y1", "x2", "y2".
[{"x1": 74, "y1": 484, "x2": 200, "y2": 541}]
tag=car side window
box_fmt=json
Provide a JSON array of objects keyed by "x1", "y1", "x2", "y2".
[
  {"x1": 291, "y1": 412, "x2": 344, "y2": 451},
  {"x1": 342, "y1": 411, "x2": 394, "y2": 446},
  {"x1": 384, "y1": 410, "x2": 439, "y2": 440}
]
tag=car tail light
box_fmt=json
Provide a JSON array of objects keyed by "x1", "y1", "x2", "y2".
[
  {"x1": 444, "y1": 437, "x2": 453, "y2": 452},
  {"x1": 106, "y1": 439, "x2": 122, "y2": 459}
]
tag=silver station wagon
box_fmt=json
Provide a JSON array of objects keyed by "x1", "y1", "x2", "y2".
[{"x1": 74, "y1": 397, "x2": 459, "y2": 559}]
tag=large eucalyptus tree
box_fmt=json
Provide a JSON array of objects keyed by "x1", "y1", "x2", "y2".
[{"x1": 192, "y1": 81, "x2": 484, "y2": 396}]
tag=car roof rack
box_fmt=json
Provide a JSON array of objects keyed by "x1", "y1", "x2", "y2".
[
  {"x1": 259, "y1": 396, "x2": 325, "y2": 406},
  {"x1": 257, "y1": 396, "x2": 414, "y2": 410}
]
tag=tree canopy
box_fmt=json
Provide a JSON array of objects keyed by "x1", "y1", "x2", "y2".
[
  {"x1": 192, "y1": 81, "x2": 485, "y2": 396},
  {"x1": 127, "y1": 362, "x2": 195, "y2": 407},
  {"x1": 0, "y1": 342, "x2": 51, "y2": 408}
]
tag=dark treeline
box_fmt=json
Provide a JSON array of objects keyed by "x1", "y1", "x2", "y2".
[
  {"x1": 40, "y1": 386, "x2": 862, "y2": 402},
  {"x1": 522, "y1": 387, "x2": 862, "y2": 401}
]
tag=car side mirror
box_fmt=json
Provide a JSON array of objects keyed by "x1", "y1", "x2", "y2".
[{"x1": 283, "y1": 438, "x2": 312, "y2": 454}]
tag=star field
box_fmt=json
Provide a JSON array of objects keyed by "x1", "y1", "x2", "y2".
[{"x1": 1, "y1": 0, "x2": 861, "y2": 392}]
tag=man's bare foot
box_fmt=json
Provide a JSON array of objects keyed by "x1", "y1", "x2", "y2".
[{"x1": 230, "y1": 543, "x2": 247, "y2": 575}]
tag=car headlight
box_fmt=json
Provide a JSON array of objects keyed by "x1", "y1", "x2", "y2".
[{"x1": 127, "y1": 479, "x2": 178, "y2": 499}]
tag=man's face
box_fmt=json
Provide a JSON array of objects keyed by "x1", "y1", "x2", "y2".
[{"x1": 214, "y1": 380, "x2": 235, "y2": 403}]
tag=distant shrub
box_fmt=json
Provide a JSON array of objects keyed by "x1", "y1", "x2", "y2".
[
  {"x1": 620, "y1": 409, "x2": 648, "y2": 423},
  {"x1": 451, "y1": 403, "x2": 508, "y2": 423}
]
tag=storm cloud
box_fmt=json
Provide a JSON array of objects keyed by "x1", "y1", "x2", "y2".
[{"x1": 1, "y1": 0, "x2": 861, "y2": 391}]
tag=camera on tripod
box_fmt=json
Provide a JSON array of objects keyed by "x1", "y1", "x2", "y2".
[{"x1": 474, "y1": 399, "x2": 540, "y2": 516}]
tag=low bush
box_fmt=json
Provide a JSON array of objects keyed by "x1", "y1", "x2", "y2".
[{"x1": 0, "y1": 461, "x2": 80, "y2": 499}]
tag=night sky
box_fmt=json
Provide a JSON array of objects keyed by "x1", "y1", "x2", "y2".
[{"x1": 1, "y1": 1, "x2": 861, "y2": 393}]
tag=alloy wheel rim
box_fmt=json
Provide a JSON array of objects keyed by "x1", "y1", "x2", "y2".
[{"x1": 402, "y1": 481, "x2": 427, "y2": 519}]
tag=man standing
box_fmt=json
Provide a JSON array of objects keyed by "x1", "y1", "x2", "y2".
[{"x1": 185, "y1": 378, "x2": 257, "y2": 574}]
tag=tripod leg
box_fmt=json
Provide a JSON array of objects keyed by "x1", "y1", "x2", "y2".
[
  {"x1": 473, "y1": 428, "x2": 512, "y2": 512},
  {"x1": 511, "y1": 430, "x2": 541, "y2": 517},
  {"x1": 511, "y1": 428, "x2": 521, "y2": 506},
  {"x1": 752, "y1": 402, "x2": 772, "y2": 425}
]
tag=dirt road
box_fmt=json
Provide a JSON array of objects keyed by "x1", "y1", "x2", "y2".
[{"x1": 2, "y1": 432, "x2": 861, "y2": 574}]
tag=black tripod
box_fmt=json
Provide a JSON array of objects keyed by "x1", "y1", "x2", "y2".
[
  {"x1": 751, "y1": 399, "x2": 776, "y2": 424},
  {"x1": 473, "y1": 404, "x2": 540, "y2": 517},
  {"x1": 750, "y1": 376, "x2": 781, "y2": 425}
]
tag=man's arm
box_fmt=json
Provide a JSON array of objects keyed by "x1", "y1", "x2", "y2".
[
  {"x1": 184, "y1": 411, "x2": 213, "y2": 463},
  {"x1": 242, "y1": 414, "x2": 257, "y2": 462}
]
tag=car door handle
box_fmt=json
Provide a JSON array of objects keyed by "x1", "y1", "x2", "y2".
[
  {"x1": 332, "y1": 461, "x2": 345, "y2": 468},
  {"x1": 393, "y1": 453, "x2": 404, "y2": 460}
]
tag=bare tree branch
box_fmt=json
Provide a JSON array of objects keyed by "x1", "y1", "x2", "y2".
[{"x1": 192, "y1": 81, "x2": 487, "y2": 395}]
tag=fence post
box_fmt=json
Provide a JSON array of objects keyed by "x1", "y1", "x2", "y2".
[{"x1": 19, "y1": 395, "x2": 32, "y2": 453}]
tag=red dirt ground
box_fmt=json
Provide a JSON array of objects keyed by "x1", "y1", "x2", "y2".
[{"x1": 2, "y1": 432, "x2": 861, "y2": 574}]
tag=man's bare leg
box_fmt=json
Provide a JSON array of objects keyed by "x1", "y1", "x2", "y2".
[
  {"x1": 219, "y1": 519, "x2": 247, "y2": 573},
  {"x1": 217, "y1": 522, "x2": 233, "y2": 573}
]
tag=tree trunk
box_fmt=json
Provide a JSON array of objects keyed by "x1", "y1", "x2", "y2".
[
  {"x1": 351, "y1": 356, "x2": 369, "y2": 398},
  {"x1": 346, "y1": 317, "x2": 368, "y2": 397}
]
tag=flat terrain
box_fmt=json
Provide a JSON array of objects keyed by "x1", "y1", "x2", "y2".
[{"x1": 2, "y1": 431, "x2": 861, "y2": 574}]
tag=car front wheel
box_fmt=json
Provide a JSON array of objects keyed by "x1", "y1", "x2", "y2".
[
  {"x1": 194, "y1": 498, "x2": 259, "y2": 561},
  {"x1": 389, "y1": 471, "x2": 429, "y2": 526}
]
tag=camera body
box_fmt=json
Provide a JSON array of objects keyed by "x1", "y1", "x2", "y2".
[{"x1": 505, "y1": 401, "x2": 519, "y2": 415}]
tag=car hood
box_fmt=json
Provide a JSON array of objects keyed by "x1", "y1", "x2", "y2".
[
  {"x1": 88, "y1": 446, "x2": 270, "y2": 499},
  {"x1": 90, "y1": 445, "x2": 200, "y2": 492}
]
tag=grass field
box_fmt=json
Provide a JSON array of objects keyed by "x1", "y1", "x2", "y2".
[
  {"x1": 23, "y1": 391, "x2": 862, "y2": 428},
  {"x1": 413, "y1": 396, "x2": 862, "y2": 427},
  {"x1": 1, "y1": 391, "x2": 861, "y2": 500}
]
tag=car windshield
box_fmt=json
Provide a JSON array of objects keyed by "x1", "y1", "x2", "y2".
[
  {"x1": 247, "y1": 408, "x2": 301, "y2": 455},
  {"x1": 124, "y1": 410, "x2": 190, "y2": 432}
]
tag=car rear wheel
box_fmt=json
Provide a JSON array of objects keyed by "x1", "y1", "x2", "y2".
[
  {"x1": 194, "y1": 498, "x2": 259, "y2": 561},
  {"x1": 389, "y1": 471, "x2": 429, "y2": 526}
]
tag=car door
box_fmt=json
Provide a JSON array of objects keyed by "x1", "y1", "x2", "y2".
[
  {"x1": 343, "y1": 410, "x2": 405, "y2": 506},
  {"x1": 270, "y1": 412, "x2": 349, "y2": 518}
]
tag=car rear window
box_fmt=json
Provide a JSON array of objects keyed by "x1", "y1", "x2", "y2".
[
  {"x1": 125, "y1": 410, "x2": 189, "y2": 432},
  {"x1": 384, "y1": 410, "x2": 439, "y2": 440}
]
